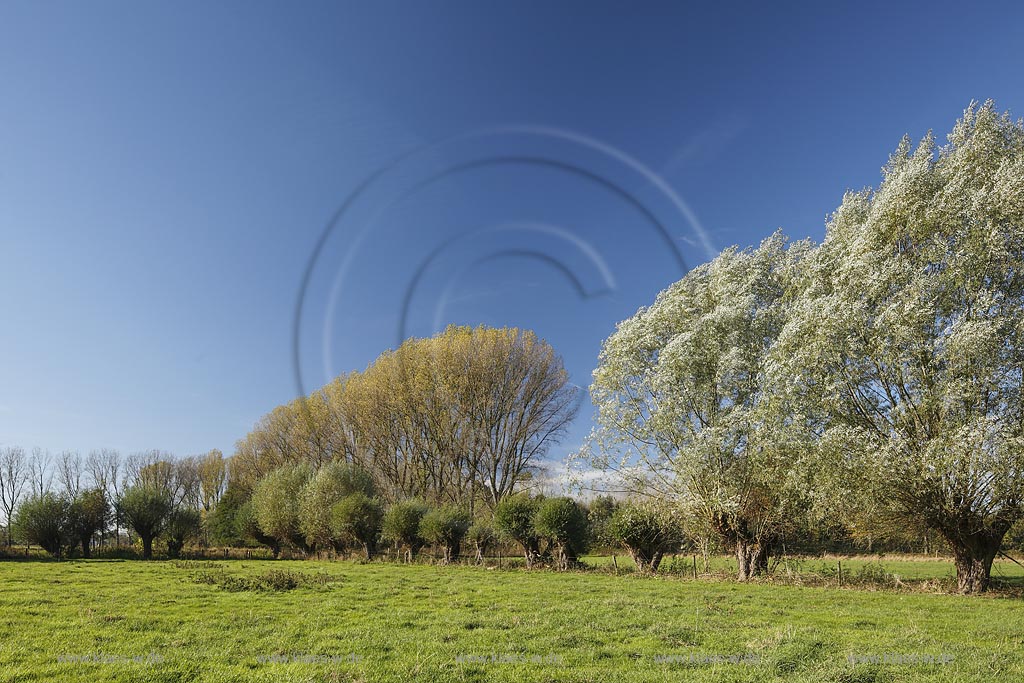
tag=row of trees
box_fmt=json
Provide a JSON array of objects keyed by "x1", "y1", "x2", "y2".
[
  {"x1": 1, "y1": 326, "x2": 577, "y2": 561},
  {"x1": 4, "y1": 444, "x2": 683, "y2": 574},
  {"x1": 581, "y1": 101, "x2": 1024, "y2": 593},
  {"x1": 1, "y1": 447, "x2": 228, "y2": 559},
  {"x1": 230, "y1": 325, "x2": 578, "y2": 513}
]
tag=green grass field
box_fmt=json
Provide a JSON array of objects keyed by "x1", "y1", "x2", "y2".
[
  {"x1": 2, "y1": 557, "x2": 1023, "y2": 682},
  {"x1": 584, "y1": 553, "x2": 1024, "y2": 583}
]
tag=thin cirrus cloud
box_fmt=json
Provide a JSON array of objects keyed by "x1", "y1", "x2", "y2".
[{"x1": 663, "y1": 112, "x2": 750, "y2": 174}]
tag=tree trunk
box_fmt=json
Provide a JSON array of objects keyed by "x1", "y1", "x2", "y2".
[
  {"x1": 735, "y1": 539, "x2": 770, "y2": 581},
  {"x1": 563, "y1": 544, "x2": 578, "y2": 570},
  {"x1": 524, "y1": 539, "x2": 541, "y2": 568},
  {"x1": 81, "y1": 536, "x2": 91, "y2": 559},
  {"x1": 650, "y1": 550, "x2": 665, "y2": 573},
  {"x1": 952, "y1": 537, "x2": 1001, "y2": 593},
  {"x1": 142, "y1": 535, "x2": 154, "y2": 560},
  {"x1": 553, "y1": 546, "x2": 569, "y2": 571}
]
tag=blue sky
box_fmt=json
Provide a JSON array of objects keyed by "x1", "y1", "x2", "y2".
[{"x1": 2, "y1": 1, "x2": 1022, "y2": 464}]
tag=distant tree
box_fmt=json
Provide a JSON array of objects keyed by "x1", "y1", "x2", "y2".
[
  {"x1": 84, "y1": 450, "x2": 116, "y2": 546},
  {"x1": 0, "y1": 447, "x2": 29, "y2": 546},
  {"x1": 229, "y1": 385, "x2": 357, "y2": 493},
  {"x1": 419, "y1": 506, "x2": 471, "y2": 564},
  {"x1": 206, "y1": 485, "x2": 247, "y2": 547},
  {"x1": 56, "y1": 450, "x2": 83, "y2": 499},
  {"x1": 331, "y1": 493, "x2": 383, "y2": 560},
  {"x1": 66, "y1": 488, "x2": 108, "y2": 558},
  {"x1": 381, "y1": 499, "x2": 429, "y2": 562},
  {"x1": 164, "y1": 508, "x2": 202, "y2": 559},
  {"x1": 82, "y1": 449, "x2": 121, "y2": 544},
  {"x1": 534, "y1": 497, "x2": 589, "y2": 570},
  {"x1": 299, "y1": 462, "x2": 375, "y2": 551},
  {"x1": 586, "y1": 495, "x2": 618, "y2": 549},
  {"x1": 128, "y1": 452, "x2": 198, "y2": 509},
  {"x1": 608, "y1": 502, "x2": 685, "y2": 573},
  {"x1": 236, "y1": 498, "x2": 281, "y2": 556},
  {"x1": 196, "y1": 449, "x2": 227, "y2": 513},
  {"x1": 12, "y1": 492, "x2": 68, "y2": 558},
  {"x1": 493, "y1": 495, "x2": 544, "y2": 568},
  {"x1": 466, "y1": 521, "x2": 496, "y2": 563},
  {"x1": 343, "y1": 326, "x2": 579, "y2": 508},
  {"x1": 251, "y1": 463, "x2": 313, "y2": 552},
  {"x1": 28, "y1": 448, "x2": 54, "y2": 498},
  {"x1": 118, "y1": 485, "x2": 173, "y2": 559}
]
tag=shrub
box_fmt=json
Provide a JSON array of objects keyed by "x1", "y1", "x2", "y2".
[
  {"x1": 206, "y1": 485, "x2": 247, "y2": 547},
  {"x1": 66, "y1": 488, "x2": 108, "y2": 558},
  {"x1": 13, "y1": 493, "x2": 69, "y2": 558},
  {"x1": 419, "y1": 507, "x2": 471, "y2": 563},
  {"x1": 235, "y1": 498, "x2": 281, "y2": 556},
  {"x1": 299, "y1": 462, "x2": 375, "y2": 552},
  {"x1": 534, "y1": 497, "x2": 589, "y2": 570},
  {"x1": 381, "y1": 499, "x2": 429, "y2": 561},
  {"x1": 493, "y1": 494, "x2": 545, "y2": 567},
  {"x1": 251, "y1": 463, "x2": 313, "y2": 553},
  {"x1": 117, "y1": 485, "x2": 173, "y2": 559},
  {"x1": 608, "y1": 502, "x2": 685, "y2": 573},
  {"x1": 587, "y1": 495, "x2": 618, "y2": 549},
  {"x1": 165, "y1": 508, "x2": 202, "y2": 558},
  {"x1": 331, "y1": 493, "x2": 383, "y2": 560},
  {"x1": 466, "y1": 522, "x2": 496, "y2": 563},
  {"x1": 192, "y1": 569, "x2": 335, "y2": 592}
]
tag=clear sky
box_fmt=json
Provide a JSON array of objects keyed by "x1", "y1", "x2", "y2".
[{"x1": 2, "y1": 1, "x2": 1022, "y2": 466}]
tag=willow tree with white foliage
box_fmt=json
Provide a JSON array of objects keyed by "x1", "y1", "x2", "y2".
[
  {"x1": 587, "y1": 233, "x2": 813, "y2": 580},
  {"x1": 774, "y1": 101, "x2": 1024, "y2": 593}
]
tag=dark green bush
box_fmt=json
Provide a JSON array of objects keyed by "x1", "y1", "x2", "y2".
[
  {"x1": 381, "y1": 499, "x2": 430, "y2": 561},
  {"x1": 13, "y1": 493, "x2": 69, "y2": 558},
  {"x1": 66, "y1": 488, "x2": 108, "y2": 558},
  {"x1": 299, "y1": 462, "x2": 376, "y2": 551},
  {"x1": 165, "y1": 508, "x2": 202, "y2": 558},
  {"x1": 608, "y1": 503, "x2": 684, "y2": 573},
  {"x1": 331, "y1": 493, "x2": 384, "y2": 559},
  {"x1": 466, "y1": 522, "x2": 496, "y2": 562},
  {"x1": 493, "y1": 495, "x2": 545, "y2": 567},
  {"x1": 117, "y1": 485, "x2": 173, "y2": 559},
  {"x1": 534, "y1": 497, "x2": 589, "y2": 570},
  {"x1": 419, "y1": 507, "x2": 471, "y2": 563}
]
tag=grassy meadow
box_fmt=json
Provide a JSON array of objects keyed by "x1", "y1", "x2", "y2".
[{"x1": 2, "y1": 556, "x2": 1023, "y2": 682}]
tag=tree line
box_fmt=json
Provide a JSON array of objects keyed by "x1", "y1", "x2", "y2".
[
  {"x1": 0, "y1": 437, "x2": 680, "y2": 574},
  {"x1": 1, "y1": 448, "x2": 226, "y2": 559},
  {"x1": 1, "y1": 326, "x2": 580, "y2": 560}
]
